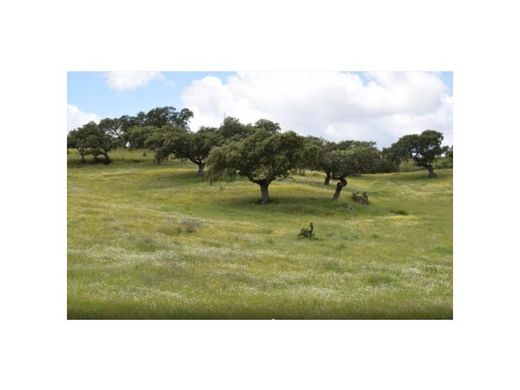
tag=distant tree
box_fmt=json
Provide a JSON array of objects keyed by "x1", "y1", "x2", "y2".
[
  {"x1": 116, "y1": 107, "x2": 193, "y2": 147},
  {"x1": 218, "y1": 116, "x2": 255, "y2": 140},
  {"x1": 327, "y1": 147, "x2": 380, "y2": 199},
  {"x1": 207, "y1": 128, "x2": 305, "y2": 204},
  {"x1": 144, "y1": 106, "x2": 193, "y2": 129},
  {"x1": 98, "y1": 118, "x2": 125, "y2": 147},
  {"x1": 389, "y1": 130, "x2": 445, "y2": 177},
  {"x1": 308, "y1": 139, "x2": 387, "y2": 184},
  {"x1": 444, "y1": 145, "x2": 453, "y2": 162},
  {"x1": 301, "y1": 137, "x2": 335, "y2": 184},
  {"x1": 381, "y1": 146, "x2": 402, "y2": 170},
  {"x1": 67, "y1": 121, "x2": 115, "y2": 164},
  {"x1": 254, "y1": 119, "x2": 281, "y2": 133},
  {"x1": 146, "y1": 126, "x2": 221, "y2": 176},
  {"x1": 119, "y1": 114, "x2": 144, "y2": 133},
  {"x1": 335, "y1": 140, "x2": 377, "y2": 150},
  {"x1": 126, "y1": 125, "x2": 160, "y2": 149},
  {"x1": 183, "y1": 127, "x2": 222, "y2": 176}
]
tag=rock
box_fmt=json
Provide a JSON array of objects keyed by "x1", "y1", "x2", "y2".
[{"x1": 351, "y1": 192, "x2": 369, "y2": 204}]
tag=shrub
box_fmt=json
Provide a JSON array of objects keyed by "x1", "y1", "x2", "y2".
[{"x1": 298, "y1": 222, "x2": 315, "y2": 239}]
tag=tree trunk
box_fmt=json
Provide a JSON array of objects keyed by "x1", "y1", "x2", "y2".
[
  {"x1": 103, "y1": 152, "x2": 111, "y2": 164},
  {"x1": 258, "y1": 180, "x2": 270, "y2": 204},
  {"x1": 324, "y1": 171, "x2": 331, "y2": 185},
  {"x1": 332, "y1": 177, "x2": 347, "y2": 200},
  {"x1": 80, "y1": 153, "x2": 85, "y2": 163},
  {"x1": 197, "y1": 162, "x2": 205, "y2": 177},
  {"x1": 427, "y1": 165, "x2": 436, "y2": 178}
]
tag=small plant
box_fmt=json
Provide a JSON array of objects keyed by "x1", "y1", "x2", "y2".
[
  {"x1": 181, "y1": 219, "x2": 201, "y2": 233},
  {"x1": 298, "y1": 222, "x2": 315, "y2": 239}
]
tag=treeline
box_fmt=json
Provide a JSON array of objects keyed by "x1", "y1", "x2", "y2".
[{"x1": 67, "y1": 106, "x2": 452, "y2": 203}]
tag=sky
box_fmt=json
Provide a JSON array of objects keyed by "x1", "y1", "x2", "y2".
[{"x1": 67, "y1": 71, "x2": 453, "y2": 147}]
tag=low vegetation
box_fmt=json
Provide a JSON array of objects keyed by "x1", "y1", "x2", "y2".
[{"x1": 67, "y1": 149, "x2": 452, "y2": 319}]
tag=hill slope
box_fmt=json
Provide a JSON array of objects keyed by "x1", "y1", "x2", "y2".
[{"x1": 67, "y1": 150, "x2": 453, "y2": 319}]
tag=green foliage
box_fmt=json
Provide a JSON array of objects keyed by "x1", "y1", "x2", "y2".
[
  {"x1": 208, "y1": 128, "x2": 306, "y2": 184},
  {"x1": 67, "y1": 121, "x2": 116, "y2": 163},
  {"x1": 98, "y1": 117, "x2": 125, "y2": 147},
  {"x1": 254, "y1": 118, "x2": 281, "y2": 133},
  {"x1": 142, "y1": 106, "x2": 193, "y2": 129},
  {"x1": 218, "y1": 116, "x2": 255, "y2": 140},
  {"x1": 388, "y1": 130, "x2": 445, "y2": 177},
  {"x1": 208, "y1": 124, "x2": 306, "y2": 203},
  {"x1": 126, "y1": 125, "x2": 160, "y2": 149},
  {"x1": 434, "y1": 157, "x2": 453, "y2": 169},
  {"x1": 306, "y1": 138, "x2": 398, "y2": 184},
  {"x1": 144, "y1": 126, "x2": 221, "y2": 176},
  {"x1": 88, "y1": 106, "x2": 193, "y2": 150},
  {"x1": 327, "y1": 146, "x2": 381, "y2": 179}
]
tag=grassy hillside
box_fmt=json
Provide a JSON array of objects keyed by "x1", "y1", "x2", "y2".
[{"x1": 67, "y1": 149, "x2": 453, "y2": 319}]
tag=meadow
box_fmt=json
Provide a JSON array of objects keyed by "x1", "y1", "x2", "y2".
[{"x1": 67, "y1": 149, "x2": 453, "y2": 319}]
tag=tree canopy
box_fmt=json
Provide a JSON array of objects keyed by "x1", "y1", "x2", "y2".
[
  {"x1": 207, "y1": 127, "x2": 306, "y2": 204},
  {"x1": 142, "y1": 106, "x2": 193, "y2": 129},
  {"x1": 67, "y1": 121, "x2": 115, "y2": 163},
  {"x1": 326, "y1": 147, "x2": 382, "y2": 199},
  {"x1": 388, "y1": 130, "x2": 444, "y2": 177},
  {"x1": 145, "y1": 126, "x2": 221, "y2": 176}
]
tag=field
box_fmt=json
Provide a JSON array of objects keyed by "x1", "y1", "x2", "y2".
[{"x1": 67, "y1": 149, "x2": 453, "y2": 319}]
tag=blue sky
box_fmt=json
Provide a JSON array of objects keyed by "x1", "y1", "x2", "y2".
[
  {"x1": 68, "y1": 71, "x2": 234, "y2": 119},
  {"x1": 68, "y1": 71, "x2": 453, "y2": 146}
]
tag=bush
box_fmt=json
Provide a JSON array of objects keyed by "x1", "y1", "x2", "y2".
[
  {"x1": 434, "y1": 157, "x2": 453, "y2": 169},
  {"x1": 298, "y1": 222, "x2": 315, "y2": 239}
]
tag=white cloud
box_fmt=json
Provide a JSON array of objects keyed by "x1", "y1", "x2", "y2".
[
  {"x1": 67, "y1": 104, "x2": 99, "y2": 132},
  {"x1": 105, "y1": 71, "x2": 162, "y2": 91},
  {"x1": 181, "y1": 71, "x2": 453, "y2": 147}
]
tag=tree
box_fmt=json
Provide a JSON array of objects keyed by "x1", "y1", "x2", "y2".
[
  {"x1": 67, "y1": 121, "x2": 115, "y2": 164},
  {"x1": 207, "y1": 128, "x2": 306, "y2": 204},
  {"x1": 300, "y1": 136, "x2": 332, "y2": 184},
  {"x1": 254, "y1": 119, "x2": 281, "y2": 133},
  {"x1": 145, "y1": 126, "x2": 221, "y2": 176},
  {"x1": 116, "y1": 107, "x2": 193, "y2": 147},
  {"x1": 119, "y1": 114, "x2": 144, "y2": 133},
  {"x1": 126, "y1": 125, "x2": 160, "y2": 149},
  {"x1": 98, "y1": 118, "x2": 125, "y2": 147},
  {"x1": 389, "y1": 130, "x2": 444, "y2": 177},
  {"x1": 184, "y1": 127, "x2": 221, "y2": 176},
  {"x1": 218, "y1": 116, "x2": 255, "y2": 140},
  {"x1": 335, "y1": 140, "x2": 376, "y2": 150},
  {"x1": 144, "y1": 106, "x2": 193, "y2": 129},
  {"x1": 327, "y1": 147, "x2": 379, "y2": 199},
  {"x1": 307, "y1": 138, "x2": 388, "y2": 185},
  {"x1": 444, "y1": 145, "x2": 453, "y2": 162}
]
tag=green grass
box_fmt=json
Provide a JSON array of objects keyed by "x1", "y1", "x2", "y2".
[{"x1": 67, "y1": 149, "x2": 453, "y2": 319}]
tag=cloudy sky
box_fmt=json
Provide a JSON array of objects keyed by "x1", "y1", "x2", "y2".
[{"x1": 68, "y1": 71, "x2": 453, "y2": 147}]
